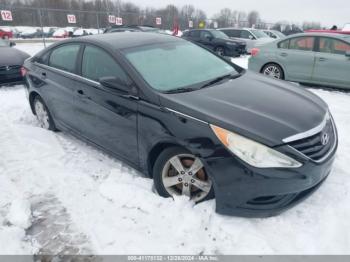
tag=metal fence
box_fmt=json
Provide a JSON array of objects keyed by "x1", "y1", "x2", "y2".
[{"x1": 0, "y1": 4, "x2": 298, "y2": 44}]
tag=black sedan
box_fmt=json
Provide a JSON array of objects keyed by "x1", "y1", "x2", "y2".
[
  {"x1": 23, "y1": 33, "x2": 337, "y2": 217},
  {"x1": 0, "y1": 39, "x2": 30, "y2": 86},
  {"x1": 182, "y1": 29, "x2": 247, "y2": 57}
]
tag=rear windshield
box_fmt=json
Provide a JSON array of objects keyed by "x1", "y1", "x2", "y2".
[{"x1": 251, "y1": 30, "x2": 269, "y2": 39}]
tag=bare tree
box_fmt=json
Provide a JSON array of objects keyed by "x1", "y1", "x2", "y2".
[{"x1": 247, "y1": 11, "x2": 260, "y2": 28}]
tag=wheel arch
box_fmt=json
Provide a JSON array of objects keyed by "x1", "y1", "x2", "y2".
[
  {"x1": 147, "y1": 142, "x2": 189, "y2": 178},
  {"x1": 29, "y1": 91, "x2": 40, "y2": 115}
]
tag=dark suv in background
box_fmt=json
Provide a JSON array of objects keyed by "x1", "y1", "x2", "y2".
[{"x1": 182, "y1": 29, "x2": 246, "y2": 57}]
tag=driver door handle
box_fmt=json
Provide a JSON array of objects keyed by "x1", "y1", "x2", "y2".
[{"x1": 280, "y1": 52, "x2": 288, "y2": 57}]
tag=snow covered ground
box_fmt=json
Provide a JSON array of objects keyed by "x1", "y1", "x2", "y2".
[{"x1": 0, "y1": 43, "x2": 349, "y2": 255}]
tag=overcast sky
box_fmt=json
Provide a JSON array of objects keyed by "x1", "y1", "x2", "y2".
[{"x1": 129, "y1": 0, "x2": 348, "y2": 27}]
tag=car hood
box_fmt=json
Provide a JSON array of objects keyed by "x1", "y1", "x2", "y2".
[
  {"x1": 0, "y1": 47, "x2": 30, "y2": 67},
  {"x1": 159, "y1": 71, "x2": 328, "y2": 147}
]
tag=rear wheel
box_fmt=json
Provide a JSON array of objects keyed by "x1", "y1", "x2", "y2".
[
  {"x1": 33, "y1": 96, "x2": 56, "y2": 131},
  {"x1": 153, "y1": 147, "x2": 214, "y2": 203},
  {"x1": 262, "y1": 63, "x2": 284, "y2": 80}
]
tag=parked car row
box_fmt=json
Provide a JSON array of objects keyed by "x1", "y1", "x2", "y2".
[{"x1": 0, "y1": 26, "x2": 103, "y2": 39}]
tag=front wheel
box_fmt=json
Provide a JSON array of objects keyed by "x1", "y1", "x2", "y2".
[
  {"x1": 33, "y1": 96, "x2": 56, "y2": 131},
  {"x1": 215, "y1": 46, "x2": 225, "y2": 56},
  {"x1": 262, "y1": 63, "x2": 284, "y2": 80},
  {"x1": 153, "y1": 147, "x2": 214, "y2": 203}
]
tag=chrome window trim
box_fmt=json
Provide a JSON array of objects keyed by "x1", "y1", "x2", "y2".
[
  {"x1": 165, "y1": 108, "x2": 208, "y2": 125},
  {"x1": 34, "y1": 62, "x2": 101, "y2": 86},
  {"x1": 282, "y1": 112, "x2": 330, "y2": 143}
]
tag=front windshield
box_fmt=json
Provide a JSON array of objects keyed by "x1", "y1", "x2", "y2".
[
  {"x1": 123, "y1": 41, "x2": 239, "y2": 92},
  {"x1": 0, "y1": 39, "x2": 8, "y2": 47},
  {"x1": 251, "y1": 29, "x2": 269, "y2": 39},
  {"x1": 211, "y1": 30, "x2": 229, "y2": 39}
]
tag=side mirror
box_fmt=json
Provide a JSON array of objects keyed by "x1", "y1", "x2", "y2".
[
  {"x1": 346, "y1": 51, "x2": 350, "y2": 57},
  {"x1": 99, "y1": 76, "x2": 131, "y2": 94},
  {"x1": 10, "y1": 41, "x2": 16, "y2": 47},
  {"x1": 248, "y1": 35, "x2": 254, "y2": 40}
]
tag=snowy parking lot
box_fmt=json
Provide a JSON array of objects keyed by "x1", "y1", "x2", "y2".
[{"x1": 0, "y1": 43, "x2": 349, "y2": 255}]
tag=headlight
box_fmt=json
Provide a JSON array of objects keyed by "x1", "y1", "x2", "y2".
[{"x1": 211, "y1": 125, "x2": 302, "y2": 168}]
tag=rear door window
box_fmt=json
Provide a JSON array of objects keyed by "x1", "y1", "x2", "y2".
[
  {"x1": 278, "y1": 39, "x2": 290, "y2": 49},
  {"x1": 221, "y1": 30, "x2": 240, "y2": 38},
  {"x1": 289, "y1": 37, "x2": 315, "y2": 51},
  {"x1": 319, "y1": 37, "x2": 350, "y2": 55},
  {"x1": 81, "y1": 45, "x2": 130, "y2": 83},
  {"x1": 49, "y1": 44, "x2": 80, "y2": 73},
  {"x1": 240, "y1": 30, "x2": 254, "y2": 39},
  {"x1": 189, "y1": 31, "x2": 200, "y2": 38},
  {"x1": 200, "y1": 31, "x2": 212, "y2": 39}
]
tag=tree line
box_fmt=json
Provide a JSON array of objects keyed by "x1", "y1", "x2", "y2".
[{"x1": 0, "y1": 0, "x2": 323, "y2": 31}]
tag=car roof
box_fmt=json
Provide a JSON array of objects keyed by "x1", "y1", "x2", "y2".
[
  {"x1": 186, "y1": 29, "x2": 216, "y2": 31},
  {"x1": 284, "y1": 32, "x2": 350, "y2": 41},
  {"x1": 59, "y1": 32, "x2": 183, "y2": 50}
]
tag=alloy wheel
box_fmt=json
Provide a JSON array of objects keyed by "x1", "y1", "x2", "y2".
[
  {"x1": 161, "y1": 154, "x2": 212, "y2": 202},
  {"x1": 263, "y1": 65, "x2": 282, "y2": 79}
]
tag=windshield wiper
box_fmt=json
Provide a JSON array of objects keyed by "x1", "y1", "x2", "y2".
[
  {"x1": 199, "y1": 73, "x2": 241, "y2": 89},
  {"x1": 164, "y1": 87, "x2": 200, "y2": 94}
]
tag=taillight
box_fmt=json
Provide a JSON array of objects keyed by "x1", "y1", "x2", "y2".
[
  {"x1": 20, "y1": 66, "x2": 27, "y2": 77},
  {"x1": 251, "y1": 48, "x2": 260, "y2": 57}
]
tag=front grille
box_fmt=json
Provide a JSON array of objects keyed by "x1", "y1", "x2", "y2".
[{"x1": 288, "y1": 118, "x2": 336, "y2": 161}]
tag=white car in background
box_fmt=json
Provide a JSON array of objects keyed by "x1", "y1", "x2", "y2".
[
  {"x1": 219, "y1": 28, "x2": 275, "y2": 53},
  {"x1": 73, "y1": 28, "x2": 103, "y2": 37},
  {"x1": 263, "y1": 29, "x2": 286, "y2": 39}
]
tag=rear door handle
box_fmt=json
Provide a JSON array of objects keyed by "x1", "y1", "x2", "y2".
[
  {"x1": 77, "y1": 90, "x2": 84, "y2": 95},
  {"x1": 319, "y1": 57, "x2": 327, "y2": 62},
  {"x1": 41, "y1": 72, "x2": 47, "y2": 79}
]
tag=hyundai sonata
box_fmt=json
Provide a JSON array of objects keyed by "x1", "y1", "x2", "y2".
[{"x1": 23, "y1": 33, "x2": 337, "y2": 217}]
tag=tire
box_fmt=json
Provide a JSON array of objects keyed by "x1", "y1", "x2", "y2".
[
  {"x1": 262, "y1": 63, "x2": 285, "y2": 80},
  {"x1": 215, "y1": 46, "x2": 225, "y2": 56},
  {"x1": 33, "y1": 96, "x2": 57, "y2": 131},
  {"x1": 153, "y1": 147, "x2": 214, "y2": 203}
]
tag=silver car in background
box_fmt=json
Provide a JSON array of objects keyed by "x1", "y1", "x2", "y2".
[
  {"x1": 219, "y1": 28, "x2": 275, "y2": 53},
  {"x1": 248, "y1": 33, "x2": 350, "y2": 89},
  {"x1": 263, "y1": 29, "x2": 286, "y2": 39}
]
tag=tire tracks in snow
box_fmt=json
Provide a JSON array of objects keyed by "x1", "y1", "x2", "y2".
[{"x1": 0, "y1": 109, "x2": 95, "y2": 255}]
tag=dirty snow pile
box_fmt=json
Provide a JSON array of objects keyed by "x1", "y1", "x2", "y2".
[{"x1": 0, "y1": 43, "x2": 349, "y2": 255}]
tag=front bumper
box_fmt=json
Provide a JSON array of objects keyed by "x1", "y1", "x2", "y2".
[
  {"x1": 203, "y1": 144, "x2": 336, "y2": 218},
  {"x1": 226, "y1": 44, "x2": 247, "y2": 57}
]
